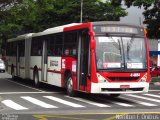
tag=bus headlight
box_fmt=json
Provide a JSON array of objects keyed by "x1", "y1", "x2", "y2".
[
  {"x1": 139, "y1": 73, "x2": 147, "y2": 82},
  {"x1": 97, "y1": 73, "x2": 108, "y2": 83}
]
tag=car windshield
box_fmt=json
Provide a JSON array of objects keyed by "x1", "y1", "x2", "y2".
[{"x1": 95, "y1": 36, "x2": 147, "y2": 71}]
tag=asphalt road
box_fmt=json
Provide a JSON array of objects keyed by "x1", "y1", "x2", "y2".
[{"x1": 0, "y1": 72, "x2": 160, "y2": 120}]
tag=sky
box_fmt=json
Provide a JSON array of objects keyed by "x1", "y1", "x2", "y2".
[
  {"x1": 101, "y1": 0, "x2": 144, "y2": 25},
  {"x1": 120, "y1": 4, "x2": 144, "y2": 25}
]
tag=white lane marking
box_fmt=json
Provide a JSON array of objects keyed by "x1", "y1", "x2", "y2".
[
  {"x1": 21, "y1": 96, "x2": 57, "y2": 108},
  {"x1": 2, "y1": 100, "x2": 28, "y2": 110},
  {"x1": 44, "y1": 96, "x2": 85, "y2": 108},
  {"x1": 143, "y1": 94, "x2": 160, "y2": 98},
  {"x1": 6, "y1": 79, "x2": 45, "y2": 92},
  {"x1": 126, "y1": 94, "x2": 160, "y2": 103},
  {"x1": 65, "y1": 96, "x2": 110, "y2": 107},
  {"x1": 120, "y1": 96, "x2": 157, "y2": 106},
  {"x1": 96, "y1": 97, "x2": 133, "y2": 107},
  {"x1": 149, "y1": 90, "x2": 160, "y2": 92},
  {"x1": 113, "y1": 102, "x2": 133, "y2": 107},
  {"x1": 0, "y1": 92, "x2": 59, "y2": 95}
]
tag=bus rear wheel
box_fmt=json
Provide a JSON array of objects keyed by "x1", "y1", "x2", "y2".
[
  {"x1": 66, "y1": 75, "x2": 76, "y2": 97},
  {"x1": 34, "y1": 70, "x2": 40, "y2": 87}
]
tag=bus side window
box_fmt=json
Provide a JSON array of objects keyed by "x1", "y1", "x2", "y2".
[
  {"x1": 48, "y1": 48, "x2": 55, "y2": 56},
  {"x1": 64, "y1": 31, "x2": 77, "y2": 57},
  {"x1": 72, "y1": 48, "x2": 76, "y2": 56},
  {"x1": 57, "y1": 48, "x2": 62, "y2": 55},
  {"x1": 38, "y1": 47, "x2": 42, "y2": 56},
  {"x1": 47, "y1": 35, "x2": 56, "y2": 56},
  {"x1": 55, "y1": 34, "x2": 63, "y2": 56},
  {"x1": 31, "y1": 38, "x2": 43, "y2": 56},
  {"x1": 64, "y1": 49, "x2": 70, "y2": 55}
]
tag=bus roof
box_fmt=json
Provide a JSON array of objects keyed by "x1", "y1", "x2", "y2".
[
  {"x1": 7, "y1": 33, "x2": 34, "y2": 42},
  {"x1": 32, "y1": 23, "x2": 80, "y2": 38},
  {"x1": 7, "y1": 21, "x2": 143, "y2": 42}
]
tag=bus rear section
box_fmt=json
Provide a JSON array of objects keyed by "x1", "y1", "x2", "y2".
[{"x1": 89, "y1": 22, "x2": 150, "y2": 95}]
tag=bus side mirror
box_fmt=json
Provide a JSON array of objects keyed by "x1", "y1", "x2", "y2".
[{"x1": 90, "y1": 39, "x2": 96, "y2": 49}]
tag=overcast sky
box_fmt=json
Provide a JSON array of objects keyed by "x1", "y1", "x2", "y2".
[
  {"x1": 120, "y1": 5, "x2": 144, "y2": 25},
  {"x1": 101, "y1": 0, "x2": 144, "y2": 25}
]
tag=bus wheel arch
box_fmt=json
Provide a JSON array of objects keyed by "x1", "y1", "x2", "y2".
[{"x1": 33, "y1": 66, "x2": 40, "y2": 87}]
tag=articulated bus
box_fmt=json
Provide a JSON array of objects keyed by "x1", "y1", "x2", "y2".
[{"x1": 6, "y1": 21, "x2": 150, "y2": 97}]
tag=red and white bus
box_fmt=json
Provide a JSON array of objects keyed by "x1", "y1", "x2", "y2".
[{"x1": 6, "y1": 21, "x2": 150, "y2": 97}]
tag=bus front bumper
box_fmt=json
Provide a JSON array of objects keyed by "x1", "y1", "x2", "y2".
[{"x1": 90, "y1": 82, "x2": 149, "y2": 94}]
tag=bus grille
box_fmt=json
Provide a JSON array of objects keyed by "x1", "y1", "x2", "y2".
[
  {"x1": 101, "y1": 88, "x2": 144, "y2": 92},
  {"x1": 108, "y1": 77, "x2": 139, "y2": 81}
]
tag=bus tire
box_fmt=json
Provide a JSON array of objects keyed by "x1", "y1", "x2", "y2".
[
  {"x1": 34, "y1": 70, "x2": 40, "y2": 87},
  {"x1": 66, "y1": 74, "x2": 76, "y2": 97},
  {"x1": 109, "y1": 94, "x2": 120, "y2": 98}
]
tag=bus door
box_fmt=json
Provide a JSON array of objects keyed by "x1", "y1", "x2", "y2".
[{"x1": 77, "y1": 29, "x2": 90, "y2": 91}]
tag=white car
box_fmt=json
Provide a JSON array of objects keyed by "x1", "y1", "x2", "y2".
[{"x1": 0, "y1": 59, "x2": 5, "y2": 73}]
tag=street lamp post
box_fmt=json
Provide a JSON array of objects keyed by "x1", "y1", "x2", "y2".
[{"x1": 80, "y1": 0, "x2": 83, "y2": 23}]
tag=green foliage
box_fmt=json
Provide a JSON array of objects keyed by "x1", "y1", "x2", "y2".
[{"x1": 0, "y1": 0, "x2": 127, "y2": 46}]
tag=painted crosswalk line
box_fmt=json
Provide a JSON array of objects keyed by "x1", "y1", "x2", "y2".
[
  {"x1": 143, "y1": 94, "x2": 160, "y2": 98},
  {"x1": 44, "y1": 96, "x2": 85, "y2": 108},
  {"x1": 2, "y1": 100, "x2": 28, "y2": 110},
  {"x1": 126, "y1": 94, "x2": 160, "y2": 103},
  {"x1": 120, "y1": 96, "x2": 157, "y2": 106},
  {"x1": 96, "y1": 96, "x2": 134, "y2": 107},
  {"x1": 1, "y1": 93, "x2": 160, "y2": 111},
  {"x1": 66, "y1": 96, "x2": 111, "y2": 107},
  {"x1": 21, "y1": 96, "x2": 57, "y2": 108}
]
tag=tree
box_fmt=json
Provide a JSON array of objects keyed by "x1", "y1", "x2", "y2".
[
  {"x1": 124, "y1": 0, "x2": 160, "y2": 38},
  {"x1": 0, "y1": 0, "x2": 127, "y2": 43},
  {"x1": 32, "y1": 0, "x2": 127, "y2": 30}
]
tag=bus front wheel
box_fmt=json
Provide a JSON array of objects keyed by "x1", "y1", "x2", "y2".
[{"x1": 66, "y1": 75, "x2": 76, "y2": 97}]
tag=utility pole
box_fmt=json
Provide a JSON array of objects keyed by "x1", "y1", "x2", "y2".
[
  {"x1": 139, "y1": 17, "x2": 142, "y2": 25},
  {"x1": 80, "y1": 0, "x2": 83, "y2": 23}
]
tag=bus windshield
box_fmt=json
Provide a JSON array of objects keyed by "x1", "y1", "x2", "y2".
[{"x1": 95, "y1": 36, "x2": 147, "y2": 71}]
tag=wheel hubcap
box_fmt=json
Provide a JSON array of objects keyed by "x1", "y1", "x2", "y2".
[
  {"x1": 35, "y1": 74, "x2": 38, "y2": 84},
  {"x1": 68, "y1": 77, "x2": 73, "y2": 93}
]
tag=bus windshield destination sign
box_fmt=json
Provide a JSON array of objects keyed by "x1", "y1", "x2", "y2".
[{"x1": 93, "y1": 25, "x2": 143, "y2": 35}]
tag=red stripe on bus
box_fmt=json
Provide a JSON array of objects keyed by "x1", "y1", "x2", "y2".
[
  {"x1": 64, "y1": 23, "x2": 92, "y2": 32},
  {"x1": 47, "y1": 70, "x2": 62, "y2": 74}
]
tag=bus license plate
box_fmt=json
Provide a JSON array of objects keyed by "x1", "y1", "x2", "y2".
[{"x1": 120, "y1": 85, "x2": 130, "y2": 89}]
